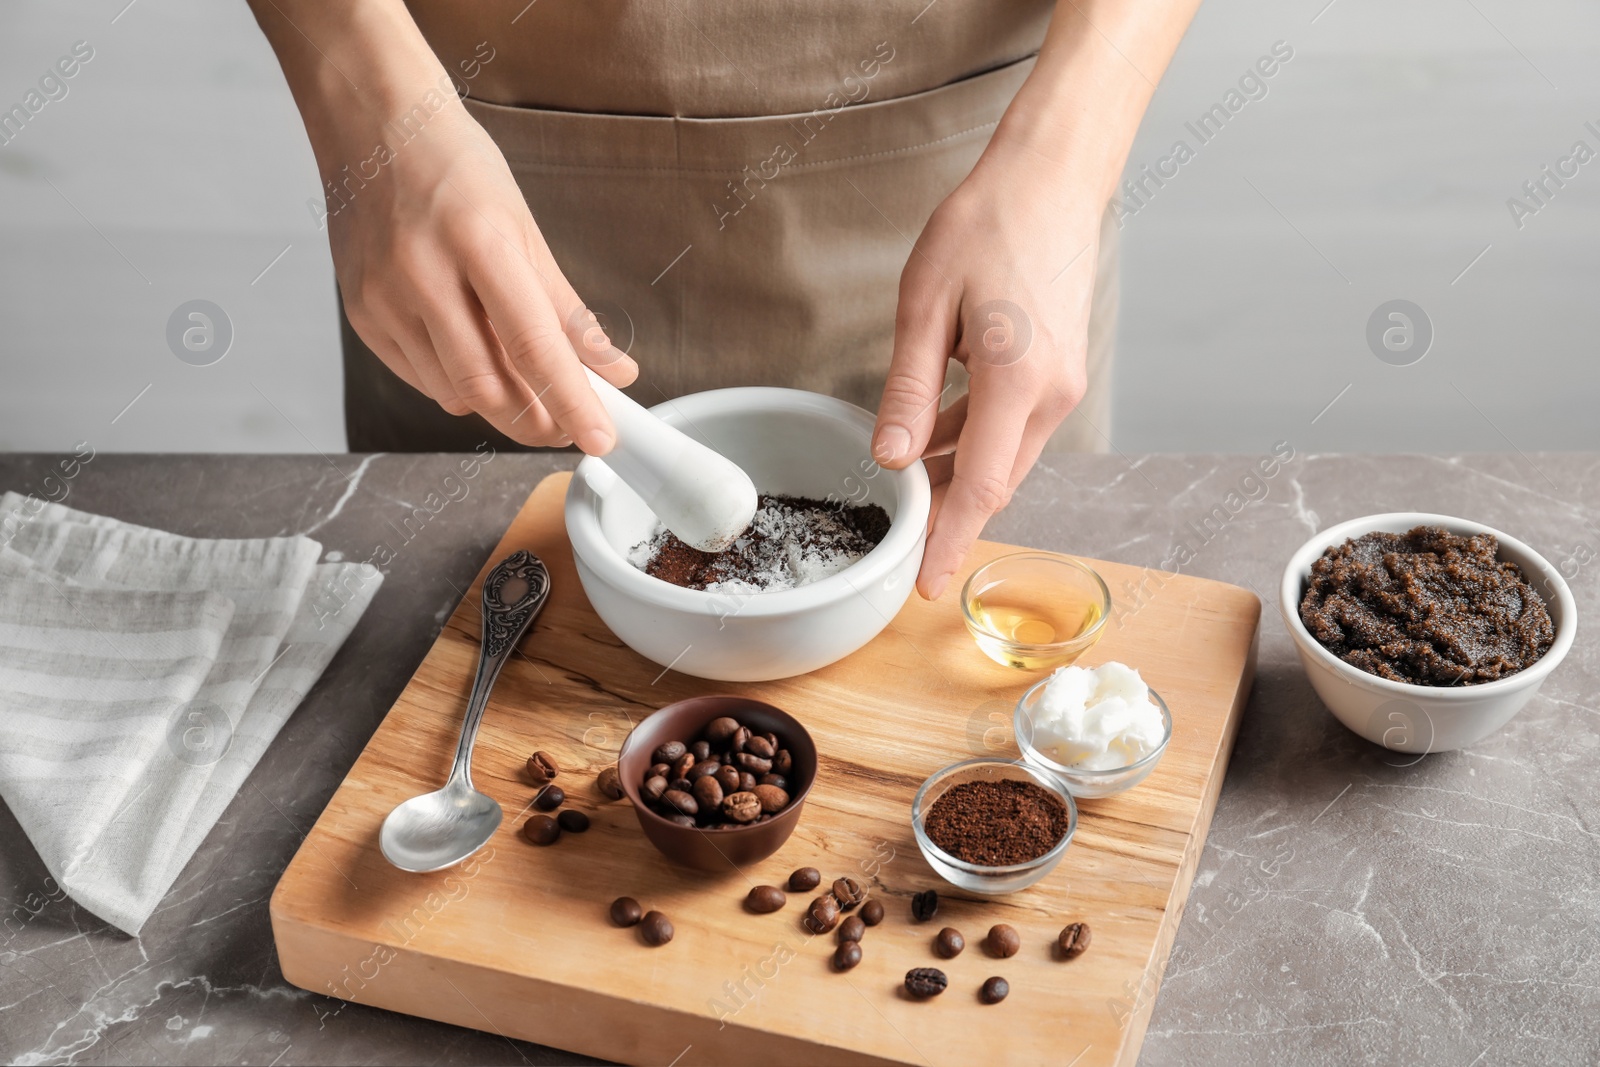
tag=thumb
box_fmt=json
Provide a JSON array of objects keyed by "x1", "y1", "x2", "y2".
[{"x1": 873, "y1": 271, "x2": 958, "y2": 468}]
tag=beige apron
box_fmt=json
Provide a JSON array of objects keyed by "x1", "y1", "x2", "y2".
[{"x1": 344, "y1": 4, "x2": 1117, "y2": 452}]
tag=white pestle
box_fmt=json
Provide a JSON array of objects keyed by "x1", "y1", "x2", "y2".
[{"x1": 583, "y1": 367, "x2": 758, "y2": 552}]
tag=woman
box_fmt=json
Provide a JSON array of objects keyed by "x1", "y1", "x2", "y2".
[{"x1": 248, "y1": 0, "x2": 1199, "y2": 599}]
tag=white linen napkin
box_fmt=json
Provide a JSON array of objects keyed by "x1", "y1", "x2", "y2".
[{"x1": 0, "y1": 493, "x2": 383, "y2": 935}]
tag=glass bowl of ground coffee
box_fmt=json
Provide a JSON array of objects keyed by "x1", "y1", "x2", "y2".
[{"x1": 911, "y1": 758, "x2": 1078, "y2": 894}]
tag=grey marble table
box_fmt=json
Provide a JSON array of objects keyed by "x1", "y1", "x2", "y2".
[{"x1": 1, "y1": 452, "x2": 1595, "y2": 1067}]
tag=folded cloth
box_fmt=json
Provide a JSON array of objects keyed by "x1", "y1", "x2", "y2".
[{"x1": 0, "y1": 493, "x2": 383, "y2": 934}]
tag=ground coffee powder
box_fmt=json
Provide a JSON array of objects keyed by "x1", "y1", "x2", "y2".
[{"x1": 923, "y1": 779, "x2": 1069, "y2": 866}]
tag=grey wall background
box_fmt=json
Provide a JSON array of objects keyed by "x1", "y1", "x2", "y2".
[{"x1": 1, "y1": 0, "x2": 1596, "y2": 455}]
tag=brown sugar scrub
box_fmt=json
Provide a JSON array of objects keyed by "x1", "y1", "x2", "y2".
[
  {"x1": 628, "y1": 494, "x2": 890, "y2": 593},
  {"x1": 924, "y1": 779, "x2": 1070, "y2": 866},
  {"x1": 1299, "y1": 525, "x2": 1554, "y2": 686}
]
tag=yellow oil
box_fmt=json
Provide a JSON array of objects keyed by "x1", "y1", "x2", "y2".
[{"x1": 967, "y1": 594, "x2": 1104, "y2": 670}]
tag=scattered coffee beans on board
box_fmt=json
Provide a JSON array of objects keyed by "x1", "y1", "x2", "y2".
[
  {"x1": 935, "y1": 927, "x2": 965, "y2": 959},
  {"x1": 905, "y1": 967, "x2": 948, "y2": 998},
  {"x1": 789, "y1": 867, "x2": 821, "y2": 892},
  {"x1": 526, "y1": 751, "x2": 559, "y2": 783},
  {"x1": 860, "y1": 899, "x2": 885, "y2": 926},
  {"x1": 640, "y1": 911, "x2": 674, "y2": 947},
  {"x1": 832, "y1": 876, "x2": 865, "y2": 910},
  {"x1": 924, "y1": 779, "x2": 1068, "y2": 866},
  {"x1": 746, "y1": 886, "x2": 787, "y2": 914},
  {"x1": 980, "y1": 976, "x2": 1010, "y2": 1005},
  {"x1": 610, "y1": 897, "x2": 643, "y2": 927},
  {"x1": 804, "y1": 895, "x2": 840, "y2": 935},
  {"x1": 596, "y1": 766, "x2": 624, "y2": 800},
  {"x1": 837, "y1": 915, "x2": 866, "y2": 944},
  {"x1": 1058, "y1": 921, "x2": 1092, "y2": 959},
  {"x1": 834, "y1": 941, "x2": 863, "y2": 971},
  {"x1": 534, "y1": 785, "x2": 565, "y2": 812},
  {"x1": 556, "y1": 810, "x2": 590, "y2": 834},
  {"x1": 522, "y1": 814, "x2": 560, "y2": 846},
  {"x1": 985, "y1": 924, "x2": 1021, "y2": 958},
  {"x1": 911, "y1": 889, "x2": 939, "y2": 922}
]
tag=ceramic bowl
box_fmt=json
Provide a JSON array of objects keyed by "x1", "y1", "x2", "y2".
[
  {"x1": 616, "y1": 695, "x2": 817, "y2": 872},
  {"x1": 565, "y1": 387, "x2": 930, "y2": 681},
  {"x1": 1281, "y1": 512, "x2": 1577, "y2": 753}
]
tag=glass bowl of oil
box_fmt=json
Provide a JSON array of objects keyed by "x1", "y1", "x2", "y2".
[{"x1": 961, "y1": 552, "x2": 1111, "y2": 670}]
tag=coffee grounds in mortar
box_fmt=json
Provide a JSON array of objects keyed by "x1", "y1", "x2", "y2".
[
  {"x1": 628, "y1": 494, "x2": 891, "y2": 593},
  {"x1": 924, "y1": 779, "x2": 1070, "y2": 866}
]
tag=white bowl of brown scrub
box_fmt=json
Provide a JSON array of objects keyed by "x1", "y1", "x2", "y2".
[
  {"x1": 565, "y1": 387, "x2": 930, "y2": 682},
  {"x1": 1281, "y1": 512, "x2": 1576, "y2": 753}
]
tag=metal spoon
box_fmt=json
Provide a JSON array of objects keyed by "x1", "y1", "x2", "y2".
[{"x1": 380, "y1": 550, "x2": 551, "y2": 872}]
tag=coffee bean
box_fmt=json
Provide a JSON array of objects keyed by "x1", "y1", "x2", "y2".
[
  {"x1": 911, "y1": 889, "x2": 939, "y2": 923},
  {"x1": 663, "y1": 812, "x2": 696, "y2": 828},
  {"x1": 731, "y1": 726, "x2": 751, "y2": 753},
  {"x1": 1057, "y1": 922, "x2": 1091, "y2": 959},
  {"x1": 739, "y1": 771, "x2": 758, "y2": 792},
  {"x1": 736, "y1": 752, "x2": 772, "y2": 774},
  {"x1": 685, "y1": 759, "x2": 718, "y2": 780},
  {"x1": 652, "y1": 741, "x2": 686, "y2": 765},
  {"x1": 649, "y1": 762, "x2": 671, "y2": 780},
  {"x1": 692, "y1": 775, "x2": 724, "y2": 811},
  {"x1": 985, "y1": 924, "x2": 1021, "y2": 959},
  {"x1": 904, "y1": 967, "x2": 947, "y2": 998},
  {"x1": 610, "y1": 896, "x2": 643, "y2": 926},
  {"x1": 860, "y1": 899, "x2": 884, "y2": 926},
  {"x1": 715, "y1": 765, "x2": 742, "y2": 793},
  {"x1": 980, "y1": 976, "x2": 1010, "y2": 1004},
  {"x1": 935, "y1": 927, "x2": 965, "y2": 959},
  {"x1": 662, "y1": 789, "x2": 698, "y2": 817},
  {"x1": 705, "y1": 716, "x2": 741, "y2": 744},
  {"x1": 668, "y1": 777, "x2": 694, "y2": 794},
  {"x1": 522, "y1": 814, "x2": 560, "y2": 845},
  {"x1": 772, "y1": 749, "x2": 792, "y2": 776},
  {"x1": 788, "y1": 867, "x2": 821, "y2": 892},
  {"x1": 838, "y1": 916, "x2": 866, "y2": 944},
  {"x1": 833, "y1": 940, "x2": 862, "y2": 971},
  {"x1": 761, "y1": 731, "x2": 778, "y2": 749},
  {"x1": 804, "y1": 895, "x2": 840, "y2": 934},
  {"x1": 525, "y1": 751, "x2": 559, "y2": 784},
  {"x1": 745, "y1": 885, "x2": 786, "y2": 914},
  {"x1": 596, "y1": 766, "x2": 624, "y2": 801},
  {"x1": 690, "y1": 740, "x2": 712, "y2": 761},
  {"x1": 640, "y1": 911, "x2": 674, "y2": 946},
  {"x1": 832, "y1": 876, "x2": 865, "y2": 910},
  {"x1": 722, "y1": 791, "x2": 761, "y2": 823},
  {"x1": 557, "y1": 809, "x2": 590, "y2": 833},
  {"x1": 534, "y1": 785, "x2": 564, "y2": 812},
  {"x1": 752, "y1": 784, "x2": 789, "y2": 813},
  {"x1": 642, "y1": 775, "x2": 668, "y2": 802},
  {"x1": 758, "y1": 774, "x2": 789, "y2": 791},
  {"x1": 744, "y1": 735, "x2": 775, "y2": 759},
  {"x1": 670, "y1": 753, "x2": 696, "y2": 780}
]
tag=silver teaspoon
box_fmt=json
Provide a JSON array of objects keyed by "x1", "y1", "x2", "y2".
[{"x1": 380, "y1": 550, "x2": 551, "y2": 872}]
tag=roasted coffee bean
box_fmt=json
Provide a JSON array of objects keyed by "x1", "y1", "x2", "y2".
[
  {"x1": 661, "y1": 789, "x2": 698, "y2": 817},
  {"x1": 690, "y1": 739, "x2": 712, "y2": 761},
  {"x1": 714, "y1": 764, "x2": 742, "y2": 793},
  {"x1": 609, "y1": 896, "x2": 643, "y2": 926},
  {"x1": 985, "y1": 924, "x2": 1021, "y2": 959},
  {"x1": 860, "y1": 899, "x2": 884, "y2": 926},
  {"x1": 649, "y1": 761, "x2": 671, "y2": 780},
  {"x1": 746, "y1": 885, "x2": 787, "y2": 914},
  {"x1": 640, "y1": 910, "x2": 674, "y2": 946},
  {"x1": 771, "y1": 749, "x2": 792, "y2": 776},
  {"x1": 980, "y1": 976, "x2": 1010, "y2": 1004},
  {"x1": 911, "y1": 889, "x2": 939, "y2": 923},
  {"x1": 557, "y1": 809, "x2": 590, "y2": 833},
  {"x1": 687, "y1": 760, "x2": 721, "y2": 781},
  {"x1": 833, "y1": 940, "x2": 863, "y2": 971},
  {"x1": 838, "y1": 915, "x2": 866, "y2": 944},
  {"x1": 522, "y1": 814, "x2": 560, "y2": 846},
  {"x1": 744, "y1": 735, "x2": 775, "y2": 759},
  {"x1": 739, "y1": 771, "x2": 759, "y2": 792},
  {"x1": 736, "y1": 752, "x2": 772, "y2": 774},
  {"x1": 596, "y1": 766, "x2": 624, "y2": 801},
  {"x1": 761, "y1": 731, "x2": 778, "y2": 749},
  {"x1": 705, "y1": 716, "x2": 741, "y2": 744},
  {"x1": 1057, "y1": 922, "x2": 1091, "y2": 959},
  {"x1": 727, "y1": 725, "x2": 750, "y2": 753},
  {"x1": 904, "y1": 968, "x2": 947, "y2": 999},
  {"x1": 832, "y1": 876, "x2": 865, "y2": 910},
  {"x1": 722, "y1": 791, "x2": 761, "y2": 823},
  {"x1": 789, "y1": 867, "x2": 822, "y2": 892},
  {"x1": 692, "y1": 775, "x2": 724, "y2": 811},
  {"x1": 935, "y1": 927, "x2": 965, "y2": 959},
  {"x1": 758, "y1": 774, "x2": 789, "y2": 791},
  {"x1": 525, "y1": 751, "x2": 559, "y2": 783},
  {"x1": 652, "y1": 741, "x2": 686, "y2": 765},
  {"x1": 668, "y1": 777, "x2": 694, "y2": 794},
  {"x1": 804, "y1": 895, "x2": 840, "y2": 934},
  {"x1": 663, "y1": 812, "x2": 696, "y2": 827},
  {"x1": 752, "y1": 784, "x2": 789, "y2": 813},
  {"x1": 534, "y1": 785, "x2": 565, "y2": 811},
  {"x1": 670, "y1": 753, "x2": 696, "y2": 779},
  {"x1": 642, "y1": 775, "x2": 668, "y2": 802}
]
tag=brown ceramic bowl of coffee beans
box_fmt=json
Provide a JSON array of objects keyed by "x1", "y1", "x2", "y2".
[{"x1": 617, "y1": 695, "x2": 817, "y2": 871}]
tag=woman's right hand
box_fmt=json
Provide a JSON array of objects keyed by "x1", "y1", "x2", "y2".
[{"x1": 327, "y1": 97, "x2": 636, "y2": 452}]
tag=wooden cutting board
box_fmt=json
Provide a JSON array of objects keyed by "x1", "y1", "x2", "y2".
[{"x1": 272, "y1": 473, "x2": 1259, "y2": 1067}]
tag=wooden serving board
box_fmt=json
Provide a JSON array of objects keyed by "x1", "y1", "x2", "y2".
[{"x1": 272, "y1": 473, "x2": 1259, "y2": 1067}]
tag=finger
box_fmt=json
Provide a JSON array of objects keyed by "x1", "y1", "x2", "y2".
[
  {"x1": 923, "y1": 394, "x2": 969, "y2": 458},
  {"x1": 873, "y1": 265, "x2": 958, "y2": 469},
  {"x1": 562, "y1": 302, "x2": 640, "y2": 388},
  {"x1": 347, "y1": 309, "x2": 429, "y2": 396},
  {"x1": 420, "y1": 290, "x2": 562, "y2": 445},
  {"x1": 469, "y1": 245, "x2": 616, "y2": 455},
  {"x1": 916, "y1": 370, "x2": 1030, "y2": 600},
  {"x1": 389, "y1": 314, "x2": 469, "y2": 416}
]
